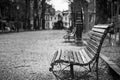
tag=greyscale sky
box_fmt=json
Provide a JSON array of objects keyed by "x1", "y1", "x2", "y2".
[{"x1": 48, "y1": 0, "x2": 69, "y2": 11}]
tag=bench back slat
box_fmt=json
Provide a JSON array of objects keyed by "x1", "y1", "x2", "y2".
[
  {"x1": 90, "y1": 31, "x2": 104, "y2": 38},
  {"x1": 84, "y1": 48, "x2": 94, "y2": 59},
  {"x1": 94, "y1": 24, "x2": 110, "y2": 28},
  {"x1": 85, "y1": 24, "x2": 111, "y2": 61},
  {"x1": 92, "y1": 28, "x2": 105, "y2": 33},
  {"x1": 86, "y1": 42, "x2": 97, "y2": 54}
]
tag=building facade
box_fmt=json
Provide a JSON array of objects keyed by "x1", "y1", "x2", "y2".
[
  {"x1": 45, "y1": 4, "x2": 55, "y2": 29},
  {"x1": 62, "y1": 10, "x2": 71, "y2": 28},
  {"x1": 45, "y1": 7, "x2": 71, "y2": 29}
]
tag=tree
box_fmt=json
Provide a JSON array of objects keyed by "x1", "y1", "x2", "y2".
[
  {"x1": 24, "y1": 0, "x2": 30, "y2": 30},
  {"x1": 33, "y1": 0, "x2": 38, "y2": 30},
  {"x1": 95, "y1": 0, "x2": 111, "y2": 24},
  {"x1": 116, "y1": 0, "x2": 120, "y2": 45},
  {"x1": 0, "y1": 0, "x2": 11, "y2": 20},
  {"x1": 41, "y1": 0, "x2": 46, "y2": 29}
]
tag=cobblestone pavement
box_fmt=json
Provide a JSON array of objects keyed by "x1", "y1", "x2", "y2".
[
  {"x1": 0, "y1": 30, "x2": 113, "y2": 80},
  {"x1": 0, "y1": 30, "x2": 65, "y2": 80},
  {"x1": 0, "y1": 30, "x2": 82, "y2": 80}
]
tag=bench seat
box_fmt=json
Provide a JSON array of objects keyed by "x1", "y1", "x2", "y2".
[{"x1": 51, "y1": 48, "x2": 95, "y2": 66}]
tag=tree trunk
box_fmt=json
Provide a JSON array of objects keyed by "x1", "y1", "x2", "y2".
[
  {"x1": 33, "y1": 0, "x2": 38, "y2": 30},
  {"x1": 41, "y1": 0, "x2": 46, "y2": 30},
  {"x1": 117, "y1": 4, "x2": 120, "y2": 45},
  {"x1": 36, "y1": 0, "x2": 40, "y2": 30},
  {"x1": 95, "y1": 0, "x2": 108, "y2": 24},
  {"x1": 25, "y1": 0, "x2": 30, "y2": 30}
]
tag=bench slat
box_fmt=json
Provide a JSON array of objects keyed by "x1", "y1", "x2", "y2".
[
  {"x1": 72, "y1": 51, "x2": 79, "y2": 63},
  {"x1": 60, "y1": 49, "x2": 72, "y2": 62},
  {"x1": 79, "y1": 50, "x2": 88, "y2": 63},
  {"x1": 90, "y1": 31, "x2": 104, "y2": 38},
  {"x1": 74, "y1": 51, "x2": 81, "y2": 63},
  {"x1": 86, "y1": 45, "x2": 96, "y2": 55},
  {"x1": 87, "y1": 41, "x2": 98, "y2": 51},
  {"x1": 77, "y1": 51, "x2": 85, "y2": 64},
  {"x1": 66, "y1": 50, "x2": 71, "y2": 62},
  {"x1": 70, "y1": 51, "x2": 75, "y2": 62},
  {"x1": 84, "y1": 48, "x2": 94, "y2": 59},
  {"x1": 85, "y1": 39, "x2": 98, "y2": 54},
  {"x1": 89, "y1": 39, "x2": 99, "y2": 47},
  {"x1": 92, "y1": 28, "x2": 105, "y2": 33},
  {"x1": 68, "y1": 50, "x2": 74, "y2": 62},
  {"x1": 90, "y1": 34, "x2": 101, "y2": 42},
  {"x1": 54, "y1": 49, "x2": 62, "y2": 61},
  {"x1": 51, "y1": 50, "x2": 58, "y2": 63},
  {"x1": 94, "y1": 24, "x2": 110, "y2": 29},
  {"x1": 60, "y1": 50, "x2": 67, "y2": 61},
  {"x1": 81, "y1": 49, "x2": 91, "y2": 62}
]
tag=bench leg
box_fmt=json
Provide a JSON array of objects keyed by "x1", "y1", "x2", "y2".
[
  {"x1": 70, "y1": 64, "x2": 74, "y2": 79},
  {"x1": 96, "y1": 59, "x2": 99, "y2": 80}
]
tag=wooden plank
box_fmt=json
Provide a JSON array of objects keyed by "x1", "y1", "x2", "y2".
[
  {"x1": 55, "y1": 49, "x2": 62, "y2": 60},
  {"x1": 68, "y1": 50, "x2": 74, "y2": 62},
  {"x1": 87, "y1": 41, "x2": 98, "y2": 51},
  {"x1": 90, "y1": 34, "x2": 101, "y2": 42},
  {"x1": 81, "y1": 49, "x2": 91, "y2": 62},
  {"x1": 91, "y1": 31, "x2": 103, "y2": 38},
  {"x1": 72, "y1": 51, "x2": 79, "y2": 63},
  {"x1": 59, "y1": 49, "x2": 70, "y2": 62},
  {"x1": 77, "y1": 51, "x2": 84, "y2": 64},
  {"x1": 74, "y1": 51, "x2": 80, "y2": 63},
  {"x1": 59, "y1": 49, "x2": 65, "y2": 61},
  {"x1": 51, "y1": 50, "x2": 58, "y2": 63},
  {"x1": 63, "y1": 50, "x2": 71, "y2": 62},
  {"x1": 92, "y1": 28, "x2": 105, "y2": 33},
  {"x1": 79, "y1": 50, "x2": 88, "y2": 63},
  {"x1": 65, "y1": 50, "x2": 71, "y2": 61},
  {"x1": 86, "y1": 41, "x2": 97, "y2": 54},
  {"x1": 71, "y1": 51, "x2": 75, "y2": 62},
  {"x1": 94, "y1": 24, "x2": 110, "y2": 29},
  {"x1": 89, "y1": 39, "x2": 99, "y2": 47},
  {"x1": 84, "y1": 48, "x2": 94, "y2": 59},
  {"x1": 86, "y1": 45, "x2": 96, "y2": 55}
]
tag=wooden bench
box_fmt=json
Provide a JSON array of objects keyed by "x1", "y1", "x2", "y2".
[{"x1": 49, "y1": 24, "x2": 112, "y2": 80}]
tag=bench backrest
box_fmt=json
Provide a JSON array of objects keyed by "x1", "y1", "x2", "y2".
[{"x1": 85, "y1": 24, "x2": 111, "y2": 62}]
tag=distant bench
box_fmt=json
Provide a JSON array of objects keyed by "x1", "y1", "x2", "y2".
[
  {"x1": 63, "y1": 27, "x2": 76, "y2": 41},
  {"x1": 49, "y1": 24, "x2": 113, "y2": 80}
]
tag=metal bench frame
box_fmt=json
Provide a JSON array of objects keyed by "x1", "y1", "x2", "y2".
[{"x1": 49, "y1": 24, "x2": 112, "y2": 80}]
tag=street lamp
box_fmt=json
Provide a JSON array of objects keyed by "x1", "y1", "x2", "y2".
[
  {"x1": 16, "y1": 5, "x2": 19, "y2": 21},
  {"x1": 11, "y1": 0, "x2": 14, "y2": 2},
  {"x1": 16, "y1": 5, "x2": 20, "y2": 10},
  {"x1": 16, "y1": 5, "x2": 20, "y2": 32}
]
